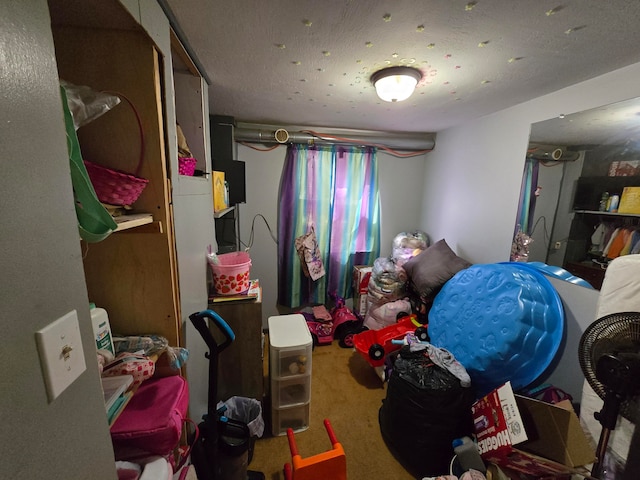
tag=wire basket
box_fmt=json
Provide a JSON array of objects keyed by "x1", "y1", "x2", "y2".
[{"x1": 84, "y1": 92, "x2": 147, "y2": 206}]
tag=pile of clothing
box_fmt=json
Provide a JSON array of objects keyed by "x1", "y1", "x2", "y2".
[{"x1": 590, "y1": 222, "x2": 640, "y2": 259}]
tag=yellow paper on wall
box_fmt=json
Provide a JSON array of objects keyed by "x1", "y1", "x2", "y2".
[
  {"x1": 213, "y1": 171, "x2": 227, "y2": 212},
  {"x1": 618, "y1": 186, "x2": 640, "y2": 214}
]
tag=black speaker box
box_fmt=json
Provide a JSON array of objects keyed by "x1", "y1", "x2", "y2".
[{"x1": 226, "y1": 160, "x2": 246, "y2": 205}]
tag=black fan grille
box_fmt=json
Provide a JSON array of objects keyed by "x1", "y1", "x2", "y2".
[{"x1": 579, "y1": 312, "x2": 640, "y2": 423}]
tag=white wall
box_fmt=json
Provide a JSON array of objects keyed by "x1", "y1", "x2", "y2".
[
  {"x1": 1, "y1": 2, "x2": 118, "y2": 478},
  {"x1": 421, "y1": 62, "x2": 640, "y2": 265},
  {"x1": 236, "y1": 145, "x2": 427, "y2": 328},
  {"x1": 538, "y1": 277, "x2": 599, "y2": 403}
]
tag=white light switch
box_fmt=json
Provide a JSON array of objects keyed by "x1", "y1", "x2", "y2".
[{"x1": 35, "y1": 310, "x2": 87, "y2": 402}]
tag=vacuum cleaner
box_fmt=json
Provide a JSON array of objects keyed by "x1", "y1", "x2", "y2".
[{"x1": 189, "y1": 310, "x2": 265, "y2": 480}]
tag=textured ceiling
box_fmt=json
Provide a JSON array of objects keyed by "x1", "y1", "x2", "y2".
[{"x1": 165, "y1": 0, "x2": 640, "y2": 137}]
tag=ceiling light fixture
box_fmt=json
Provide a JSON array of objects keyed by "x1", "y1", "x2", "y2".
[{"x1": 370, "y1": 66, "x2": 423, "y2": 102}]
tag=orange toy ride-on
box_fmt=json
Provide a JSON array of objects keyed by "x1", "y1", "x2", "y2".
[
  {"x1": 283, "y1": 419, "x2": 346, "y2": 480},
  {"x1": 353, "y1": 313, "x2": 428, "y2": 367}
]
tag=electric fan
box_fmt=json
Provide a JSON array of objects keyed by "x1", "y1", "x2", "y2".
[{"x1": 578, "y1": 312, "x2": 640, "y2": 478}]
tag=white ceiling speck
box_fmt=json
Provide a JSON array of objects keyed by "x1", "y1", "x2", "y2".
[{"x1": 165, "y1": 0, "x2": 640, "y2": 135}]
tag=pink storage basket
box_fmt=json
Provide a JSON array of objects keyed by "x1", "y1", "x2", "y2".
[
  {"x1": 84, "y1": 92, "x2": 148, "y2": 206},
  {"x1": 178, "y1": 156, "x2": 197, "y2": 176},
  {"x1": 210, "y1": 251, "x2": 252, "y2": 295},
  {"x1": 84, "y1": 160, "x2": 148, "y2": 206}
]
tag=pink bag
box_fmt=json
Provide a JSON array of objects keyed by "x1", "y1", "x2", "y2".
[{"x1": 111, "y1": 375, "x2": 189, "y2": 465}]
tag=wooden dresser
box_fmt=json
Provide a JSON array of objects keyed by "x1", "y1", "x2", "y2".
[{"x1": 208, "y1": 291, "x2": 264, "y2": 402}]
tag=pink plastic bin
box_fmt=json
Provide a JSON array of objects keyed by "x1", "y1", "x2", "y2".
[{"x1": 210, "y1": 251, "x2": 252, "y2": 295}]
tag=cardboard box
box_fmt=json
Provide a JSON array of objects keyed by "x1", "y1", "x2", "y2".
[
  {"x1": 618, "y1": 186, "x2": 640, "y2": 214},
  {"x1": 353, "y1": 265, "x2": 372, "y2": 317},
  {"x1": 213, "y1": 171, "x2": 227, "y2": 212},
  {"x1": 608, "y1": 160, "x2": 640, "y2": 176},
  {"x1": 473, "y1": 382, "x2": 594, "y2": 479}
]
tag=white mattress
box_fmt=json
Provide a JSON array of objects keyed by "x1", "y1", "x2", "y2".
[{"x1": 579, "y1": 254, "x2": 640, "y2": 462}]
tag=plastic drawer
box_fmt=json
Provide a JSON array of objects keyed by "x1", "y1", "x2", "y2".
[
  {"x1": 270, "y1": 344, "x2": 312, "y2": 379},
  {"x1": 271, "y1": 403, "x2": 310, "y2": 437},
  {"x1": 271, "y1": 374, "x2": 311, "y2": 408}
]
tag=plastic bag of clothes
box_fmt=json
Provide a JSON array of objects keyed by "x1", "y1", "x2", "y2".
[
  {"x1": 379, "y1": 346, "x2": 474, "y2": 478},
  {"x1": 391, "y1": 230, "x2": 429, "y2": 267},
  {"x1": 367, "y1": 256, "x2": 407, "y2": 305},
  {"x1": 363, "y1": 297, "x2": 412, "y2": 330}
]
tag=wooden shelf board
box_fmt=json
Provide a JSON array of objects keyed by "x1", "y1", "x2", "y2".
[
  {"x1": 214, "y1": 206, "x2": 234, "y2": 218},
  {"x1": 114, "y1": 213, "x2": 154, "y2": 231},
  {"x1": 575, "y1": 210, "x2": 640, "y2": 217}
]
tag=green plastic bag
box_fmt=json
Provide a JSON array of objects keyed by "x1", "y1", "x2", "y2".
[{"x1": 60, "y1": 85, "x2": 117, "y2": 242}]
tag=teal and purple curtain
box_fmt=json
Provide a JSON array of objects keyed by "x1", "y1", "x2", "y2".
[
  {"x1": 278, "y1": 144, "x2": 380, "y2": 308},
  {"x1": 515, "y1": 157, "x2": 540, "y2": 235}
]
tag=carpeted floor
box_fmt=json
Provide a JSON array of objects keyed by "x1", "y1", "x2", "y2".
[{"x1": 249, "y1": 340, "x2": 416, "y2": 480}]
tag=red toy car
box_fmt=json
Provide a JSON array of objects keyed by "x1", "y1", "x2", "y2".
[
  {"x1": 353, "y1": 314, "x2": 428, "y2": 367},
  {"x1": 301, "y1": 293, "x2": 365, "y2": 348}
]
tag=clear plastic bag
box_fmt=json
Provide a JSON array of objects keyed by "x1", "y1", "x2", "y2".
[
  {"x1": 510, "y1": 229, "x2": 533, "y2": 262},
  {"x1": 368, "y1": 256, "x2": 408, "y2": 303},
  {"x1": 60, "y1": 79, "x2": 121, "y2": 130},
  {"x1": 392, "y1": 230, "x2": 429, "y2": 266}
]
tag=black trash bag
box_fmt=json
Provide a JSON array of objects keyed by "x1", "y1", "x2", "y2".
[{"x1": 379, "y1": 346, "x2": 475, "y2": 478}]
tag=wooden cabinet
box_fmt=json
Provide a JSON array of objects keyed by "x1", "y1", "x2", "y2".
[
  {"x1": 563, "y1": 261, "x2": 606, "y2": 290},
  {"x1": 209, "y1": 293, "x2": 264, "y2": 403},
  {"x1": 51, "y1": 6, "x2": 179, "y2": 344},
  {"x1": 49, "y1": 0, "x2": 214, "y2": 348}
]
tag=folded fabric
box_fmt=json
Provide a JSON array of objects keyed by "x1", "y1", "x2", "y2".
[{"x1": 103, "y1": 353, "x2": 155, "y2": 388}]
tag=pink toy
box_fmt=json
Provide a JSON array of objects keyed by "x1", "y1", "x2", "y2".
[{"x1": 302, "y1": 293, "x2": 365, "y2": 348}]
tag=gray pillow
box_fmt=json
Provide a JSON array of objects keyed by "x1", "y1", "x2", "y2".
[{"x1": 403, "y1": 239, "x2": 471, "y2": 298}]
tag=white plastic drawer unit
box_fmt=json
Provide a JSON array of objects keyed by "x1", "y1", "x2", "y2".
[
  {"x1": 268, "y1": 314, "x2": 313, "y2": 379},
  {"x1": 271, "y1": 375, "x2": 311, "y2": 408},
  {"x1": 269, "y1": 314, "x2": 312, "y2": 436}
]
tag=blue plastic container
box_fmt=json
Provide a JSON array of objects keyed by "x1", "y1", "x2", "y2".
[
  {"x1": 505, "y1": 261, "x2": 594, "y2": 289},
  {"x1": 428, "y1": 263, "x2": 564, "y2": 396}
]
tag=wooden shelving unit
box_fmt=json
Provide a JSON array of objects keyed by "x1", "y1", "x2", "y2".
[
  {"x1": 564, "y1": 175, "x2": 640, "y2": 289},
  {"x1": 50, "y1": 0, "x2": 188, "y2": 346}
]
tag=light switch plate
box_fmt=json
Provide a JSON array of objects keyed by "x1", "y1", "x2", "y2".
[{"x1": 35, "y1": 310, "x2": 87, "y2": 402}]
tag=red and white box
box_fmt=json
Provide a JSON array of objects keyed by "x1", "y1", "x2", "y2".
[
  {"x1": 353, "y1": 265, "x2": 372, "y2": 317},
  {"x1": 472, "y1": 382, "x2": 594, "y2": 479},
  {"x1": 608, "y1": 160, "x2": 640, "y2": 176}
]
